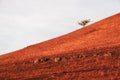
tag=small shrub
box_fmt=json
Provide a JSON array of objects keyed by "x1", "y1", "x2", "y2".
[{"x1": 78, "y1": 19, "x2": 90, "y2": 26}]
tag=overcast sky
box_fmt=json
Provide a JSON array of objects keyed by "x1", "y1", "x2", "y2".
[{"x1": 0, "y1": 0, "x2": 120, "y2": 55}]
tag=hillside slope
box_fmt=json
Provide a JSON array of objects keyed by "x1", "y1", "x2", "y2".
[{"x1": 0, "y1": 13, "x2": 120, "y2": 80}]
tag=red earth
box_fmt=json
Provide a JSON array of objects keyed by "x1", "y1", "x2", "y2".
[{"x1": 0, "y1": 13, "x2": 120, "y2": 80}]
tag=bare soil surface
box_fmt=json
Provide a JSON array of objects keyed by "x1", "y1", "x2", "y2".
[{"x1": 0, "y1": 13, "x2": 120, "y2": 80}]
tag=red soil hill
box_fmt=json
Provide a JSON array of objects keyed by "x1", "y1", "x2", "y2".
[{"x1": 0, "y1": 13, "x2": 120, "y2": 80}]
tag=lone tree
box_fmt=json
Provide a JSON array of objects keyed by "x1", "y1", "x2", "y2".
[{"x1": 78, "y1": 19, "x2": 90, "y2": 26}]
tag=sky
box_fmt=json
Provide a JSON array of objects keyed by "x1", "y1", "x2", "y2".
[{"x1": 0, "y1": 0, "x2": 120, "y2": 55}]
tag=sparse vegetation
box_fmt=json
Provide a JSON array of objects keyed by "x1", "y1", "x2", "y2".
[{"x1": 78, "y1": 19, "x2": 90, "y2": 26}]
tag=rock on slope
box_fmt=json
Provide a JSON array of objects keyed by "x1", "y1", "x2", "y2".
[{"x1": 0, "y1": 13, "x2": 120, "y2": 80}]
